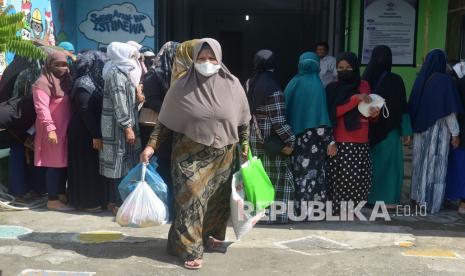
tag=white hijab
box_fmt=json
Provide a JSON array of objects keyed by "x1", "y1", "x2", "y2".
[
  {"x1": 453, "y1": 62, "x2": 465, "y2": 79},
  {"x1": 103, "y1": 42, "x2": 141, "y2": 87},
  {"x1": 126, "y1": 40, "x2": 147, "y2": 79}
]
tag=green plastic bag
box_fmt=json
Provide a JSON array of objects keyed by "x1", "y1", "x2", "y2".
[{"x1": 240, "y1": 149, "x2": 275, "y2": 211}]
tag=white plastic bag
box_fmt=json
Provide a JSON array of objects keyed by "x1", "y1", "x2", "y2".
[
  {"x1": 116, "y1": 164, "x2": 167, "y2": 227},
  {"x1": 230, "y1": 172, "x2": 265, "y2": 240}
]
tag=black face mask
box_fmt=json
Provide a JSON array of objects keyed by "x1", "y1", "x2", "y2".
[{"x1": 338, "y1": 70, "x2": 357, "y2": 82}]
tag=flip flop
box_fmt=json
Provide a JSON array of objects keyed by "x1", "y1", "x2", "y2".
[
  {"x1": 81, "y1": 207, "x2": 103, "y2": 213},
  {"x1": 48, "y1": 205, "x2": 74, "y2": 212},
  {"x1": 205, "y1": 237, "x2": 228, "y2": 253},
  {"x1": 184, "y1": 259, "x2": 202, "y2": 270}
]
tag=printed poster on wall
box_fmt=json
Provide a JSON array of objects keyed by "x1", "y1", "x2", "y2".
[{"x1": 360, "y1": 0, "x2": 418, "y2": 65}]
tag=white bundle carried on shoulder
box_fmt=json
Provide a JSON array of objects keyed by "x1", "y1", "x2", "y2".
[{"x1": 116, "y1": 163, "x2": 167, "y2": 228}]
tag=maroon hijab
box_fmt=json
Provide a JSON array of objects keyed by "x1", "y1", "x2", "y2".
[{"x1": 32, "y1": 50, "x2": 71, "y2": 98}]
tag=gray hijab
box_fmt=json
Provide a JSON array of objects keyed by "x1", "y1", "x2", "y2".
[{"x1": 158, "y1": 38, "x2": 251, "y2": 148}]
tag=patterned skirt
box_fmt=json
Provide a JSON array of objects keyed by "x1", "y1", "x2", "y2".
[
  {"x1": 250, "y1": 132, "x2": 294, "y2": 224},
  {"x1": 327, "y1": 142, "x2": 372, "y2": 214},
  {"x1": 291, "y1": 128, "x2": 332, "y2": 217},
  {"x1": 167, "y1": 134, "x2": 236, "y2": 260}
]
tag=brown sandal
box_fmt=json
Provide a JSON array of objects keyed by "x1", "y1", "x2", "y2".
[
  {"x1": 107, "y1": 203, "x2": 119, "y2": 215},
  {"x1": 205, "y1": 237, "x2": 228, "y2": 253},
  {"x1": 81, "y1": 207, "x2": 103, "y2": 213}
]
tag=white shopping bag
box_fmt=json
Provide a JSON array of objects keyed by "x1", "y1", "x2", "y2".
[
  {"x1": 116, "y1": 164, "x2": 167, "y2": 227},
  {"x1": 230, "y1": 171, "x2": 265, "y2": 240}
]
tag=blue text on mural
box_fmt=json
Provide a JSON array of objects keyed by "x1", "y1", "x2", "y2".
[{"x1": 90, "y1": 9, "x2": 146, "y2": 34}]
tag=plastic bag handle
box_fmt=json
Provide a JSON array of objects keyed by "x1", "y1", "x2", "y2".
[
  {"x1": 141, "y1": 163, "x2": 147, "y2": 181},
  {"x1": 382, "y1": 103, "x2": 390, "y2": 119},
  {"x1": 247, "y1": 148, "x2": 253, "y2": 161}
]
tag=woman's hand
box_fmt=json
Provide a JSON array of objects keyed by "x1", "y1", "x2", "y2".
[
  {"x1": 24, "y1": 135, "x2": 34, "y2": 150},
  {"x1": 241, "y1": 144, "x2": 249, "y2": 159},
  {"x1": 140, "y1": 146, "x2": 155, "y2": 163},
  {"x1": 327, "y1": 143, "x2": 337, "y2": 158},
  {"x1": 48, "y1": 131, "x2": 58, "y2": 144},
  {"x1": 281, "y1": 146, "x2": 294, "y2": 156},
  {"x1": 136, "y1": 84, "x2": 145, "y2": 103},
  {"x1": 369, "y1": 107, "x2": 381, "y2": 118},
  {"x1": 92, "y1": 139, "x2": 103, "y2": 151},
  {"x1": 357, "y1": 94, "x2": 372, "y2": 103},
  {"x1": 451, "y1": 136, "x2": 461, "y2": 149},
  {"x1": 402, "y1": 136, "x2": 412, "y2": 146},
  {"x1": 125, "y1": 127, "x2": 136, "y2": 145}
]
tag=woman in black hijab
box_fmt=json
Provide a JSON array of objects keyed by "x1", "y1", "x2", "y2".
[
  {"x1": 67, "y1": 50, "x2": 108, "y2": 212},
  {"x1": 140, "y1": 41, "x2": 179, "y2": 187},
  {"x1": 326, "y1": 52, "x2": 380, "y2": 215},
  {"x1": 362, "y1": 45, "x2": 412, "y2": 207},
  {"x1": 246, "y1": 49, "x2": 295, "y2": 224}
]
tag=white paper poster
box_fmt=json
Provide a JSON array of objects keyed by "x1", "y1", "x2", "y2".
[{"x1": 361, "y1": 0, "x2": 418, "y2": 65}]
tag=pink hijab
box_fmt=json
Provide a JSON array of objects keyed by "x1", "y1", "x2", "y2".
[
  {"x1": 158, "y1": 38, "x2": 251, "y2": 148},
  {"x1": 32, "y1": 50, "x2": 71, "y2": 98}
]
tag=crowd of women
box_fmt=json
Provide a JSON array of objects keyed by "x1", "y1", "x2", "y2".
[{"x1": 1, "y1": 37, "x2": 465, "y2": 269}]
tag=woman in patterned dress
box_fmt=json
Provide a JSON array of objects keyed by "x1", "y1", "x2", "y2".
[
  {"x1": 325, "y1": 52, "x2": 380, "y2": 216},
  {"x1": 284, "y1": 52, "x2": 334, "y2": 220},
  {"x1": 409, "y1": 49, "x2": 463, "y2": 213},
  {"x1": 140, "y1": 38, "x2": 250, "y2": 270},
  {"x1": 99, "y1": 42, "x2": 143, "y2": 212},
  {"x1": 246, "y1": 49, "x2": 295, "y2": 224}
]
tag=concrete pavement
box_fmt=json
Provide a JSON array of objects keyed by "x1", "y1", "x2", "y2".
[{"x1": 1, "y1": 208, "x2": 465, "y2": 276}]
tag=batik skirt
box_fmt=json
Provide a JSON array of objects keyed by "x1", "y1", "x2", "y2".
[{"x1": 167, "y1": 134, "x2": 236, "y2": 260}]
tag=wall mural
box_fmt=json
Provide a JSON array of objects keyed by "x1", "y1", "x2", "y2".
[
  {"x1": 0, "y1": 0, "x2": 55, "y2": 75},
  {"x1": 8, "y1": 0, "x2": 56, "y2": 46},
  {"x1": 79, "y1": 2, "x2": 155, "y2": 49}
]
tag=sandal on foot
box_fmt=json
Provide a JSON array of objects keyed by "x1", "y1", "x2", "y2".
[
  {"x1": 205, "y1": 237, "x2": 228, "y2": 253},
  {"x1": 184, "y1": 259, "x2": 202, "y2": 270},
  {"x1": 81, "y1": 207, "x2": 103, "y2": 213}
]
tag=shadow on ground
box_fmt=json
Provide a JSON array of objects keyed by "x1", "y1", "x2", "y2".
[{"x1": 17, "y1": 232, "x2": 178, "y2": 264}]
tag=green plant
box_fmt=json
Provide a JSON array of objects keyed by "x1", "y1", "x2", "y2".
[{"x1": 0, "y1": 5, "x2": 45, "y2": 60}]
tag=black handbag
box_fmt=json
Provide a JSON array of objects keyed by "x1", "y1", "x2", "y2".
[
  {"x1": 253, "y1": 115, "x2": 285, "y2": 156},
  {"x1": 0, "y1": 129, "x2": 14, "y2": 149}
]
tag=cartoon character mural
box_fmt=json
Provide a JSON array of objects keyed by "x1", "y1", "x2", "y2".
[
  {"x1": 0, "y1": 53, "x2": 7, "y2": 76},
  {"x1": 44, "y1": 9, "x2": 54, "y2": 45},
  {"x1": 21, "y1": 0, "x2": 31, "y2": 25},
  {"x1": 31, "y1": 8, "x2": 43, "y2": 39},
  {"x1": 1, "y1": 0, "x2": 56, "y2": 76},
  {"x1": 5, "y1": 0, "x2": 56, "y2": 45}
]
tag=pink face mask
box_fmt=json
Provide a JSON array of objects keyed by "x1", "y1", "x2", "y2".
[{"x1": 52, "y1": 66, "x2": 69, "y2": 78}]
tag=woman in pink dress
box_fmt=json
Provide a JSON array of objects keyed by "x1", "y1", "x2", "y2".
[{"x1": 32, "y1": 50, "x2": 72, "y2": 211}]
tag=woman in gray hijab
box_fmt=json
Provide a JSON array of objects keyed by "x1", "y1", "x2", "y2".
[{"x1": 140, "y1": 38, "x2": 250, "y2": 270}]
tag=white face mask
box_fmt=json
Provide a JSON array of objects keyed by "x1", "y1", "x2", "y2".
[{"x1": 194, "y1": 61, "x2": 221, "y2": 77}]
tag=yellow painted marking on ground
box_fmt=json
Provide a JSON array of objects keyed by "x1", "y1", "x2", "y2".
[
  {"x1": 398, "y1": 241, "x2": 415, "y2": 248},
  {"x1": 403, "y1": 248, "x2": 459, "y2": 258},
  {"x1": 77, "y1": 231, "x2": 124, "y2": 243}
]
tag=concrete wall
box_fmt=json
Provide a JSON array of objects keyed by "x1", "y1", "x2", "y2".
[{"x1": 345, "y1": 0, "x2": 449, "y2": 93}]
